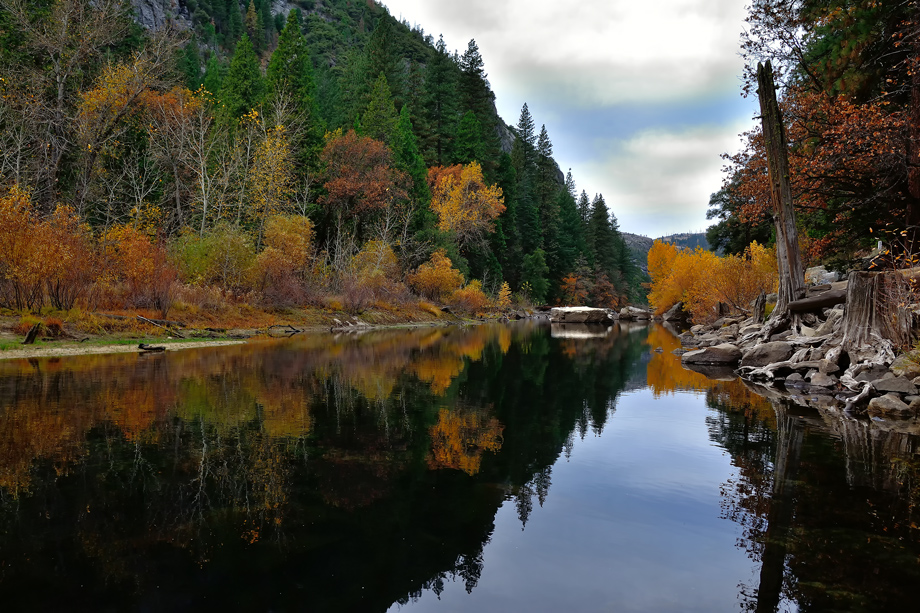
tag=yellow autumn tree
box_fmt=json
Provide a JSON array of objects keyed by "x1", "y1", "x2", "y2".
[
  {"x1": 428, "y1": 162, "x2": 504, "y2": 248},
  {"x1": 408, "y1": 249, "x2": 465, "y2": 302},
  {"x1": 647, "y1": 240, "x2": 778, "y2": 323},
  {"x1": 248, "y1": 124, "x2": 294, "y2": 246}
]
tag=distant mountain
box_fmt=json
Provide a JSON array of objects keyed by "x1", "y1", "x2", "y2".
[{"x1": 621, "y1": 232, "x2": 709, "y2": 276}]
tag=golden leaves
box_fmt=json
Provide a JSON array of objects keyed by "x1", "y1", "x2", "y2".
[{"x1": 428, "y1": 161, "x2": 505, "y2": 245}]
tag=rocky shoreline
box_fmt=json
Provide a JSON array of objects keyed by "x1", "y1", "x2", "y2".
[{"x1": 675, "y1": 302, "x2": 920, "y2": 424}]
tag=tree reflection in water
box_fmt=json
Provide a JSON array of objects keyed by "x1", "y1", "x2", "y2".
[{"x1": 2, "y1": 323, "x2": 920, "y2": 611}]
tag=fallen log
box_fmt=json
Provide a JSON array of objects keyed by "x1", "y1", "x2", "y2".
[
  {"x1": 787, "y1": 289, "x2": 846, "y2": 313},
  {"x1": 138, "y1": 343, "x2": 165, "y2": 352}
]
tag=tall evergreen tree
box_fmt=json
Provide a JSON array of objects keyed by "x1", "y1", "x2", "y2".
[
  {"x1": 219, "y1": 33, "x2": 264, "y2": 124},
  {"x1": 588, "y1": 194, "x2": 617, "y2": 275},
  {"x1": 245, "y1": 1, "x2": 266, "y2": 53},
  {"x1": 576, "y1": 190, "x2": 591, "y2": 225},
  {"x1": 202, "y1": 55, "x2": 227, "y2": 96},
  {"x1": 512, "y1": 103, "x2": 540, "y2": 254},
  {"x1": 422, "y1": 35, "x2": 457, "y2": 166},
  {"x1": 365, "y1": 18, "x2": 403, "y2": 104},
  {"x1": 361, "y1": 73, "x2": 398, "y2": 146},
  {"x1": 454, "y1": 111, "x2": 485, "y2": 164},
  {"x1": 227, "y1": 0, "x2": 244, "y2": 46},
  {"x1": 266, "y1": 11, "x2": 323, "y2": 162},
  {"x1": 179, "y1": 38, "x2": 202, "y2": 90}
]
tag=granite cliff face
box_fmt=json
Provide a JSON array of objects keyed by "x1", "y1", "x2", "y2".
[{"x1": 130, "y1": 0, "x2": 192, "y2": 30}]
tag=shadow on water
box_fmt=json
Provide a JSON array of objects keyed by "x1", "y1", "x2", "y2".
[{"x1": 1, "y1": 322, "x2": 920, "y2": 611}]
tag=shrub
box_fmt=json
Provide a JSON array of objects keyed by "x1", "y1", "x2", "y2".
[
  {"x1": 408, "y1": 249, "x2": 464, "y2": 302},
  {"x1": 450, "y1": 280, "x2": 490, "y2": 313}
]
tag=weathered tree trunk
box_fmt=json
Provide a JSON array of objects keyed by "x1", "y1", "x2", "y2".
[{"x1": 757, "y1": 62, "x2": 805, "y2": 317}]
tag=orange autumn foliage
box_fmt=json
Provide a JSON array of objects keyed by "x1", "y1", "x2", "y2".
[
  {"x1": 647, "y1": 240, "x2": 777, "y2": 323},
  {"x1": 0, "y1": 186, "x2": 97, "y2": 311}
]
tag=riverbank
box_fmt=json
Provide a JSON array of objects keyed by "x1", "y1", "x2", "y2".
[{"x1": 0, "y1": 302, "x2": 500, "y2": 360}]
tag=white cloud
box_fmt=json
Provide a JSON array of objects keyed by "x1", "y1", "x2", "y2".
[
  {"x1": 579, "y1": 120, "x2": 752, "y2": 237},
  {"x1": 382, "y1": 0, "x2": 748, "y2": 108},
  {"x1": 381, "y1": 0, "x2": 756, "y2": 236}
]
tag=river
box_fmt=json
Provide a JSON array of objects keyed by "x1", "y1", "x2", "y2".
[{"x1": 0, "y1": 322, "x2": 918, "y2": 611}]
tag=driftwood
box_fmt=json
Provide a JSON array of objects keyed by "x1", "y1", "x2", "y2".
[
  {"x1": 95, "y1": 313, "x2": 185, "y2": 327},
  {"x1": 137, "y1": 315, "x2": 185, "y2": 339},
  {"x1": 138, "y1": 343, "x2": 165, "y2": 352},
  {"x1": 21, "y1": 323, "x2": 41, "y2": 345},
  {"x1": 788, "y1": 289, "x2": 847, "y2": 313}
]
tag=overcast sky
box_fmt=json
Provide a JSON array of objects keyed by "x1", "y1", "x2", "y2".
[{"x1": 381, "y1": 0, "x2": 758, "y2": 237}]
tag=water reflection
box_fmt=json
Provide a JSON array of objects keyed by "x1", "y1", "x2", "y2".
[{"x1": 1, "y1": 323, "x2": 919, "y2": 611}]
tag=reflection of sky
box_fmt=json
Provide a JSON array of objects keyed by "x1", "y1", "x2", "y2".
[{"x1": 389, "y1": 389, "x2": 753, "y2": 612}]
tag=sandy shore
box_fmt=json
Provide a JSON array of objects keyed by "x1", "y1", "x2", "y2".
[{"x1": 0, "y1": 339, "x2": 247, "y2": 361}]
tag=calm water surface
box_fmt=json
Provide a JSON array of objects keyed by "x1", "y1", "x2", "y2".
[{"x1": 1, "y1": 322, "x2": 919, "y2": 612}]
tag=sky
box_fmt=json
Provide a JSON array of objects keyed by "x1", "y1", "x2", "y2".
[{"x1": 380, "y1": 0, "x2": 760, "y2": 238}]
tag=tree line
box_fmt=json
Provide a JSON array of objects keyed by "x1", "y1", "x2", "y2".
[{"x1": 0, "y1": 0, "x2": 641, "y2": 315}]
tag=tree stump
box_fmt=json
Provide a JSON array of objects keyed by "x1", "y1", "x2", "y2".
[
  {"x1": 841, "y1": 271, "x2": 911, "y2": 364},
  {"x1": 21, "y1": 323, "x2": 41, "y2": 345},
  {"x1": 753, "y1": 291, "x2": 766, "y2": 324}
]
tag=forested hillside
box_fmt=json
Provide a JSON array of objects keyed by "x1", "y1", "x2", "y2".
[{"x1": 0, "y1": 0, "x2": 641, "y2": 317}]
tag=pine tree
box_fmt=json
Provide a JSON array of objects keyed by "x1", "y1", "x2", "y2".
[
  {"x1": 576, "y1": 190, "x2": 591, "y2": 225},
  {"x1": 245, "y1": 1, "x2": 266, "y2": 53},
  {"x1": 361, "y1": 73, "x2": 398, "y2": 146},
  {"x1": 366, "y1": 18, "x2": 402, "y2": 103},
  {"x1": 219, "y1": 33, "x2": 264, "y2": 124},
  {"x1": 512, "y1": 103, "x2": 540, "y2": 254},
  {"x1": 227, "y1": 0, "x2": 244, "y2": 46},
  {"x1": 459, "y1": 39, "x2": 491, "y2": 119},
  {"x1": 588, "y1": 194, "x2": 617, "y2": 276},
  {"x1": 266, "y1": 11, "x2": 323, "y2": 162},
  {"x1": 202, "y1": 55, "x2": 227, "y2": 96},
  {"x1": 180, "y1": 38, "x2": 202, "y2": 90},
  {"x1": 422, "y1": 35, "x2": 457, "y2": 166},
  {"x1": 454, "y1": 111, "x2": 484, "y2": 164}
]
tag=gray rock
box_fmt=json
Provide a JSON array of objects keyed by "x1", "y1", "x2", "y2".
[
  {"x1": 550, "y1": 307, "x2": 612, "y2": 324},
  {"x1": 891, "y1": 354, "x2": 920, "y2": 379},
  {"x1": 681, "y1": 343, "x2": 742, "y2": 365},
  {"x1": 785, "y1": 373, "x2": 804, "y2": 382},
  {"x1": 815, "y1": 309, "x2": 843, "y2": 336},
  {"x1": 868, "y1": 393, "x2": 916, "y2": 419},
  {"x1": 672, "y1": 348, "x2": 689, "y2": 356},
  {"x1": 910, "y1": 397, "x2": 920, "y2": 412},
  {"x1": 872, "y1": 376, "x2": 918, "y2": 395},
  {"x1": 740, "y1": 341, "x2": 795, "y2": 368},
  {"x1": 739, "y1": 324, "x2": 763, "y2": 336},
  {"x1": 809, "y1": 372, "x2": 838, "y2": 387},
  {"x1": 855, "y1": 365, "x2": 891, "y2": 382},
  {"x1": 818, "y1": 359, "x2": 840, "y2": 375},
  {"x1": 713, "y1": 317, "x2": 741, "y2": 328},
  {"x1": 690, "y1": 324, "x2": 709, "y2": 335},
  {"x1": 800, "y1": 325, "x2": 817, "y2": 337},
  {"x1": 770, "y1": 330, "x2": 794, "y2": 342},
  {"x1": 662, "y1": 302, "x2": 690, "y2": 322}
]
